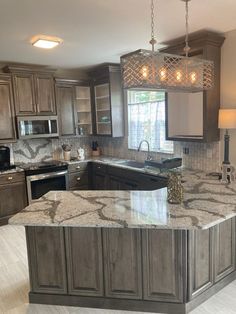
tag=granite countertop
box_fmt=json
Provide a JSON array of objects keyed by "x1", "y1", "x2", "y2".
[
  {"x1": 9, "y1": 169, "x2": 236, "y2": 230},
  {"x1": 0, "y1": 167, "x2": 25, "y2": 175}
]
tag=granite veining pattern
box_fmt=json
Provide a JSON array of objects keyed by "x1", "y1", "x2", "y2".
[{"x1": 9, "y1": 170, "x2": 236, "y2": 230}]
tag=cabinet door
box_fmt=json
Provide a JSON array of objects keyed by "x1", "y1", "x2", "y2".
[
  {"x1": 65, "y1": 228, "x2": 104, "y2": 296},
  {"x1": 56, "y1": 85, "x2": 76, "y2": 136},
  {"x1": 26, "y1": 227, "x2": 67, "y2": 294},
  {"x1": 108, "y1": 176, "x2": 121, "y2": 190},
  {"x1": 13, "y1": 73, "x2": 36, "y2": 115},
  {"x1": 103, "y1": 228, "x2": 142, "y2": 299},
  {"x1": 188, "y1": 228, "x2": 214, "y2": 299},
  {"x1": 35, "y1": 74, "x2": 56, "y2": 115},
  {"x1": 0, "y1": 181, "x2": 27, "y2": 219},
  {"x1": 142, "y1": 229, "x2": 185, "y2": 303},
  {"x1": 214, "y1": 219, "x2": 235, "y2": 282},
  {"x1": 68, "y1": 171, "x2": 89, "y2": 190},
  {"x1": 0, "y1": 76, "x2": 16, "y2": 142},
  {"x1": 93, "y1": 172, "x2": 107, "y2": 190}
]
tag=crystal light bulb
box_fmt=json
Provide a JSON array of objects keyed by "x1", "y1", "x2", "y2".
[
  {"x1": 159, "y1": 67, "x2": 167, "y2": 81},
  {"x1": 141, "y1": 65, "x2": 149, "y2": 79},
  {"x1": 190, "y1": 71, "x2": 197, "y2": 84},
  {"x1": 175, "y1": 70, "x2": 183, "y2": 82}
]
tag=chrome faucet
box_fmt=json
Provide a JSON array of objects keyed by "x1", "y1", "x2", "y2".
[{"x1": 137, "y1": 140, "x2": 152, "y2": 161}]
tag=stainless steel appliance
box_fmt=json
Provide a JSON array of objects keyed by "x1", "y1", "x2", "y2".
[
  {"x1": 17, "y1": 116, "x2": 59, "y2": 139},
  {"x1": 0, "y1": 146, "x2": 16, "y2": 171},
  {"x1": 23, "y1": 161, "x2": 68, "y2": 203}
]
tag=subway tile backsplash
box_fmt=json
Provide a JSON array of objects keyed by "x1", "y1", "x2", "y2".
[{"x1": 8, "y1": 136, "x2": 221, "y2": 173}]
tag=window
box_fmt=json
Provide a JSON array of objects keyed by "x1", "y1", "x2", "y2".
[{"x1": 127, "y1": 90, "x2": 173, "y2": 153}]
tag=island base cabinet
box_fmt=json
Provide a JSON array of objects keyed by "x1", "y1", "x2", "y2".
[
  {"x1": 188, "y1": 218, "x2": 236, "y2": 300},
  {"x1": 26, "y1": 227, "x2": 67, "y2": 295},
  {"x1": 142, "y1": 230, "x2": 186, "y2": 303},
  {"x1": 26, "y1": 221, "x2": 236, "y2": 314},
  {"x1": 65, "y1": 228, "x2": 104, "y2": 296},
  {"x1": 103, "y1": 228, "x2": 142, "y2": 299}
]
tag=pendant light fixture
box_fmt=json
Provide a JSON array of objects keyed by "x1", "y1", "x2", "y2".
[{"x1": 120, "y1": 0, "x2": 214, "y2": 92}]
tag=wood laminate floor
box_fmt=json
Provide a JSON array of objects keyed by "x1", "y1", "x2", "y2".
[{"x1": 0, "y1": 225, "x2": 236, "y2": 314}]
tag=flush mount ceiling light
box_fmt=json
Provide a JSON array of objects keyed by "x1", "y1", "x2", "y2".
[
  {"x1": 120, "y1": 0, "x2": 214, "y2": 92},
  {"x1": 31, "y1": 35, "x2": 63, "y2": 49}
]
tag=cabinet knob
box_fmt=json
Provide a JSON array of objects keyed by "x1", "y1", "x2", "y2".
[
  {"x1": 77, "y1": 177, "x2": 81, "y2": 181},
  {"x1": 8, "y1": 176, "x2": 13, "y2": 180},
  {"x1": 76, "y1": 166, "x2": 81, "y2": 169},
  {"x1": 97, "y1": 166, "x2": 101, "y2": 169}
]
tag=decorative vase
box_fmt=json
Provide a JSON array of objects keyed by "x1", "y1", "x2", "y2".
[{"x1": 167, "y1": 172, "x2": 184, "y2": 204}]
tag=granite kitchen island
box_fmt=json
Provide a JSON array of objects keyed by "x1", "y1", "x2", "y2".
[{"x1": 9, "y1": 170, "x2": 236, "y2": 314}]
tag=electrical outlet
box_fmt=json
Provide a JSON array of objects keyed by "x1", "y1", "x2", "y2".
[
  {"x1": 183, "y1": 147, "x2": 189, "y2": 155},
  {"x1": 207, "y1": 149, "x2": 212, "y2": 159}
]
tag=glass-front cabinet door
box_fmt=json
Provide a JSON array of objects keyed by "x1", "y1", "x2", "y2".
[
  {"x1": 94, "y1": 83, "x2": 112, "y2": 135},
  {"x1": 75, "y1": 86, "x2": 93, "y2": 136}
]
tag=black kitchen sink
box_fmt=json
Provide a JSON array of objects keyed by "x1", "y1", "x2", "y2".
[{"x1": 116, "y1": 160, "x2": 145, "y2": 169}]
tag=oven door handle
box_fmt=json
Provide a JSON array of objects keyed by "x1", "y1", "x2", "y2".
[{"x1": 27, "y1": 170, "x2": 68, "y2": 182}]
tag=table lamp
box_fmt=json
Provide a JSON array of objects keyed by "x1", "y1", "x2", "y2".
[{"x1": 218, "y1": 109, "x2": 236, "y2": 182}]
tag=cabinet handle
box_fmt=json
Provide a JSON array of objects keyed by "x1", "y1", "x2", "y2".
[
  {"x1": 8, "y1": 176, "x2": 13, "y2": 180},
  {"x1": 97, "y1": 166, "x2": 101, "y2": 169},
  {"x1": 76, "y1": 166, "x2": 81, "y2": 169},
  {"x1": 77, "y1": 177, "x2": 81, "y2": 181}
]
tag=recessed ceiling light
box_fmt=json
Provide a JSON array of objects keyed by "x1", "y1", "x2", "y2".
[{"x1": 31, "y1": 35, "x2": 63, "y2": 49}]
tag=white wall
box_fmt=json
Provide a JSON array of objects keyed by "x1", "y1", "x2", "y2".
[{"x1": 221, "y1": 29, "x2": 236, "y2": 165}]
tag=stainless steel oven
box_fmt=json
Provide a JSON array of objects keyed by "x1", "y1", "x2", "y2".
[{"x1": 23, "y1": 162, "x2": 68, "y2": 203}]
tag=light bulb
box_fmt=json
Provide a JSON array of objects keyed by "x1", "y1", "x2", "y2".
[
  {"x1": 190, "y1": 71, "x2": 197, "y2": 84},
  {"x1": 141, "y1": 65, "x2": 149, "y2": 79},
  {"x1": 175, "y1": 70, "x2": 183, "y2": 82},
  {"x1": 159, "y1": 67, "x2": 167, "y2": 81}
]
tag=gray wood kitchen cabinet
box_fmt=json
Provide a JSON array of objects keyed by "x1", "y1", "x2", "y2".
[
  {"x1": 142, "y1": 229, "x2": 185, "y2": 303},
  {"x1": 89, "y1": 64, "x2": 124, "y2": 137},
  {"x1": 56, "y1": 83, "x2": 76, "y2": 136},
  {"x1": 0, "y1": 172, "x2": 27, "y2": 225},
  {"x1": 65, "y1": 228, "x2": 104, "y2": 296},
  {"x1": 4, "y1": 66, "x2": 56, "y2": 116},
  {"x1": 103, "y1": 228, "x2": 142, "y2": 299},
  {"x1": 26, "y1": 226, "x2": 67, "y2": 294},
  {"x1": 55, "y1": 79, "x2": 92, "y2": 137},
  {"x1": 162, "y1": 30, "x2": 225, "y2": 143},
  {"x1": 214, "y1": 218, "x2": 235, "y2": 282},
  {"x1": 0, "y1": 74, "x2": 17, "y2": 143},
  {"x1": 68, "y1": 162, "x2": 90, "y2": 190},
  {"x1": 188, "y1": 228, "x2": 214, "y2": 299}
]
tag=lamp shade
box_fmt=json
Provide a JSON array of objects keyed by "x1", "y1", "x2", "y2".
[{"x1": 218, "y1": 109, "x2": 236, "y2": 129}]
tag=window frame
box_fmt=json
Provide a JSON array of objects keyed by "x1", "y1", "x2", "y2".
[{"x1": 127, "y1": 90, "x2": 173, "y2": 154}]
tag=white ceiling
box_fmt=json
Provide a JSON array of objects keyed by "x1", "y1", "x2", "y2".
[{"x1": 0, "y1": 0, "x2": 236, "y2": 69}]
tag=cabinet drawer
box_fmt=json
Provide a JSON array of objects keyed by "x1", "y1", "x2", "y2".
[
  {"x1": 68, "y1": 162, "x2": 88, "y2": 173},
  {"x1": 0, "y1": 172, "x2": 25, "y2": 185},
  {"x1": 69, "y1": 171, "x2": 89, "y2": 189},
  {"x1": 93, "y1": 163, "x2": 107, "y2": 174}
]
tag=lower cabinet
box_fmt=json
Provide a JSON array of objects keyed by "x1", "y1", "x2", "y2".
[
  {"x1": 26, "y1": 227, "x2": 67, "y2": 294},
  {"x1": 188, "y1": 218, "x2": 236, "y2": 300},
  {"x1": 0, "y1": 172, "x2": 27, "y2": 225},
  {"x1": 188, "y1": 228, "x2": 214, "y2": 299},
  {"x1": 142, "y1": 229, "x2": 185, "y2": 303},
  {"x1": 65, "y1": 228, "x2": 104, "y2": 296},
  {"x1": 103, "y1": 228, "x2": 142, "y2": 299},
  {"x1": 214, "y1": 218, "x2": 235, "y2": 282}
]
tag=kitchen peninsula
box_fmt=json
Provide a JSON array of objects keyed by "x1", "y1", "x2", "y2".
[{"x1": 9, "y1": 170, "x2": 236, "y2": 314}]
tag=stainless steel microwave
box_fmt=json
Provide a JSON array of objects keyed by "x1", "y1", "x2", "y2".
[{"x1": 17, "y1": 116, "x2": 59, "y2": 139}]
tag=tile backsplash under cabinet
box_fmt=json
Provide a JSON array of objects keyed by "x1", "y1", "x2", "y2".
[{"x1": 5, "y1": 137, "x2": 221, "y2": 173}]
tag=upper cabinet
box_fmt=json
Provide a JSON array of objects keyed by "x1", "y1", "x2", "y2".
[
  {"x1": 89, "y1": 64, "x2": 124, "y2": 137},
  {"x1": 55, "y1": 79, "x2": 92, "y2": 137},
  {"x1": 161, "y1": 31, "x2": 225, "y2": 142},
  {"x1": 0, "y1": 74, "x2": 16, "y2": 143},
  {"x1": 4, "y1": 66, "x2": 56, "y2": 116}
]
